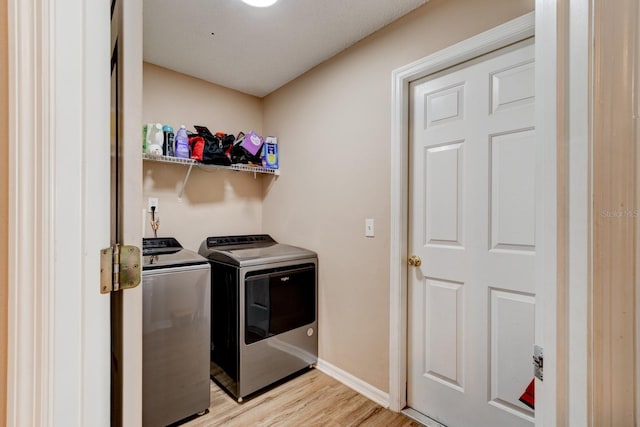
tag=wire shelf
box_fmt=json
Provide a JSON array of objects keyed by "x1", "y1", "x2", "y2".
[{"x1": 142, "y1": 153, "x2": 280, "y2": 176}]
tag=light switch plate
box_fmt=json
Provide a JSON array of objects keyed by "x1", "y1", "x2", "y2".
[{"x1": 365, "y1": 218, "x2": 375, "y2": 237}]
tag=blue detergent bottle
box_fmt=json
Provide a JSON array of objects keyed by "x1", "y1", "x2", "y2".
[{"x1": 175, "y1": 125, "x2": 190, "y2": 159}]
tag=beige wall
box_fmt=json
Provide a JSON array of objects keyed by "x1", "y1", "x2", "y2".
[
  {"x1": 262, "y1": 0, "x2": 535, "y2": 392},
  {"x1": 142, "y1": 63, "x2": 268, "y2": 251},
  {"x1": 1, "y1": 0, "x2": 7, "y2": 422}
]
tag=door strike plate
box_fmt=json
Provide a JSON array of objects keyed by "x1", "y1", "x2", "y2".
[{"x1": 533, "y1": 345, "x2": 543, "y2": 381}]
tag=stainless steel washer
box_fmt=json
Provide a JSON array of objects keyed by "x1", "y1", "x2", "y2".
[{"x1": 142, "y1": 237, "x2": 211, "y2": 427}]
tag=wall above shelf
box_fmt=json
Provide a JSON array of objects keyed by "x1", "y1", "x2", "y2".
[{"x1": 143, "y1": 153, "x2": 279, "y2": 199}]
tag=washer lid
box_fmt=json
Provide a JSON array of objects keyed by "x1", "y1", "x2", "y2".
[
  {"x1": 199, "y1": 234, "x2": 316, "y2": 267},
  {"x1": 211, "y1": 243, "x2": 317, "y2": 267},
  {"x1": 142, "y1": 237, "x2": 208, "y2": 270}
]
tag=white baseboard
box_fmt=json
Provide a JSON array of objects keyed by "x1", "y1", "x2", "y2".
[{"x1": 316, "y1": 359, "x2": 390, "y2": 409}]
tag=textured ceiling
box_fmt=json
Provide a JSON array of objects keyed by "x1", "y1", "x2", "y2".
[{"x1": 143, "y1": 0, "x2": 428, "y2": 97}]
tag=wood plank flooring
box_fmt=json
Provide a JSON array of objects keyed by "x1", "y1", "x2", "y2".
[{"x1": 183, "y1": 368, "x2": 422, "y2": 427}]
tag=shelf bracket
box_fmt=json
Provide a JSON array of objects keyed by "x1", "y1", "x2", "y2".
[{"x1": 178, "y1": 162, "x2": 194, "y2": 200}]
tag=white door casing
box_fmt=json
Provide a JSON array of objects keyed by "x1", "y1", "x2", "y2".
[
  {"x1": 7, "y1": 0, "x2": 143, "y2": 425},
  {"x1": 407, "y1": 40, "x2": 536, "y2": 427},
  {"x1": 7, "y1": 0, "x2": 111, "y2": 425}
]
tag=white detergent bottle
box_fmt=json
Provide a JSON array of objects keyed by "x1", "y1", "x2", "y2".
[
  {"x1": 146, "y1": 123, "x2": 164, "y2": 155},
  {"x1": 175, "y1": 125, "x2": 190, "y2": 159}
]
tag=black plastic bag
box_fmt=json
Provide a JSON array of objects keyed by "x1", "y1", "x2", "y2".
[
  {"x1": 230, "y1": 132, "x2": 262, "y2": 164},
  {"x1": 194, "y1": 125, "x2": 233, "y2": 165}
]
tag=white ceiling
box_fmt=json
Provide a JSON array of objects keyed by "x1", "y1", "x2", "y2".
[{"x1": 143, "y1": 0, "x2": 428, "y2": 97}]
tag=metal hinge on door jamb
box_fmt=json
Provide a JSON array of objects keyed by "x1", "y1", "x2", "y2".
[{"x1": 100, "y1": 244, "x2": 141, "y2": 294}]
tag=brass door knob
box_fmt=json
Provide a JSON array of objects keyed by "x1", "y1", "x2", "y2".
[{"x1": 408, "y1": 255, "x2": 422, "y2": 267}]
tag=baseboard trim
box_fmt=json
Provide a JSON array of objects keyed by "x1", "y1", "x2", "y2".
[{"x1": 316, "y1": 359, "x2": 390, "y2": 409}]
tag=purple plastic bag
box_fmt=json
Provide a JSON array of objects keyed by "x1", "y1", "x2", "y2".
[{"x1": 240, "y1": 131, "x2": 264, "y2": 156}]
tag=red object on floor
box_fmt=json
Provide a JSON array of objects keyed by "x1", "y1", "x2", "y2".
[{"x1": 519, "y1": 379, "x2": 535, "y2": 410}]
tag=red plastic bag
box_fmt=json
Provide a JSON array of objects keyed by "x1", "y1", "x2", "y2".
[{"x1": 189, "y1": 135, "x2": 204, "y2": 161}]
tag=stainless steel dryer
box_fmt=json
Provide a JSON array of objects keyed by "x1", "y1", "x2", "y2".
[
  {"x1": 198, "y1": 234, "x2": 318, "y2": 401},
  {"x1": 142, "y1": 237, "x2": 211, "y2": 427}
]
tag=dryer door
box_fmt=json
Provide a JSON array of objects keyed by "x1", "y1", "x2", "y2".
[{"x1": 244, "y1": 263, "x2": 316, "y2": 345}]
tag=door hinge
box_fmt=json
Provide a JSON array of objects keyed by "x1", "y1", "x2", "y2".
[
  {"x1": 100, "y1": 244, "x2": 141, "y2": 294},
  {"x1": 533, "y1": 345, "x2": 543, "y2": 381}
]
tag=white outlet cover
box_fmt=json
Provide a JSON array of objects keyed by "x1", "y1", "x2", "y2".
[{"x1": 147, "y1": 197, "x2": 159, "y2": 213}]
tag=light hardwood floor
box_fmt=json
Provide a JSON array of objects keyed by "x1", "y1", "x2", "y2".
[{"x1": 183, "y1": 368, "x2": 422, "y2": 426}]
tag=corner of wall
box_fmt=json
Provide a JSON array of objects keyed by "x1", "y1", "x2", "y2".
[{"x1": 1, "y1": 0, "x2": 9, "y2": 422}]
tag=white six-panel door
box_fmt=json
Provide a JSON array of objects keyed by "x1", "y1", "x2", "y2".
[{"x1": 408, "y1": 39, "x2": 536, "y2": 427}]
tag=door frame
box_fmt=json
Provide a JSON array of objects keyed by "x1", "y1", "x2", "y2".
[
  {"x1": 7, "y1": 0, "x2": 143, "y2": 425},
  {"x1": 117, "y1": 0, "x2": 144, "y2": 424},
  {"x1": 389, "y1": 10, "x2": 536, "y2": 410},
  {"x1": 7, "y1": 0, "x2": 112, "y2": 425},
  {"x1": 389, "y1": 5, "x2": 586, "y2": 425}
]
